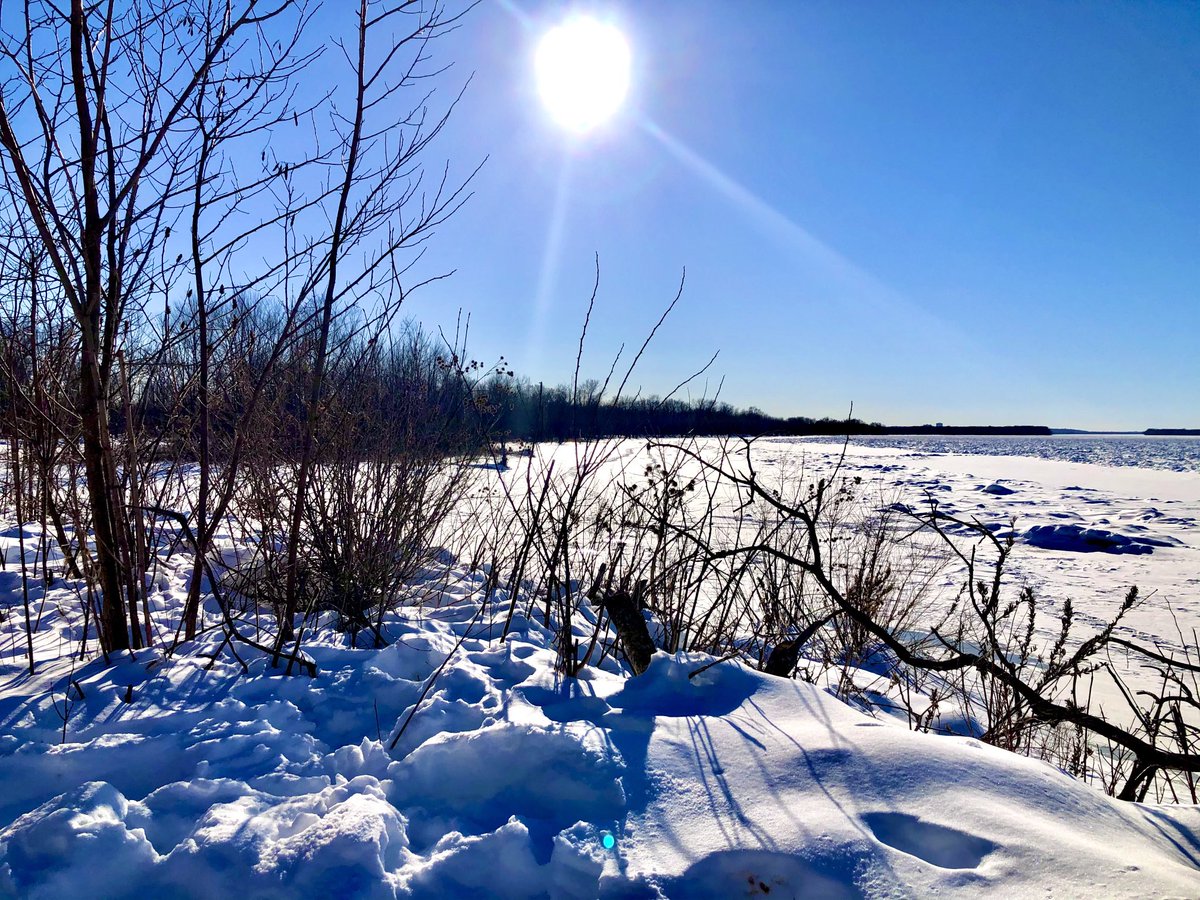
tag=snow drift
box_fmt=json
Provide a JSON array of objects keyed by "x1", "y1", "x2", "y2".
[{"x1": 2, "y1": 584, "x2": 1198, "y2": 898}]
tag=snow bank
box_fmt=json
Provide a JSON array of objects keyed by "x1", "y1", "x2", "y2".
[{"x1": 2, "y1": 590, "x2": 1198, "y2": 898}]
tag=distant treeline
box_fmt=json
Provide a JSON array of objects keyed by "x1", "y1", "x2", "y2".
[
  {"x1": 479, "y1": 379, "x2": 1051, "y2": 442},
  {"x1": 1145, "y1": 429, "x2": 1200, "y2": 436},
  {"x1": 869, "y1": 424, "x2": 1051, "y2": 436},
  {"x1": 38, "y1": 319, "x2": 1052, "y2": 451}
]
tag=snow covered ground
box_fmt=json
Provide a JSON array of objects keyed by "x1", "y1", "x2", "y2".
[
  {"x1": 2, "y1": 437, "x2": 1199, "y2": 897},
  {"x1": 477, "y1": 436, "x2": 1200, "y2": 701},
  {"x1": 3, "y1": 589, "x2": 1200, "y2": 898},
  {"x1": 780, "y1": 438, "x2": 1200, "y2": 665}
]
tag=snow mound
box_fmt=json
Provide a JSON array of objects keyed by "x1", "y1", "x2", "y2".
[
  {"x1": 980, "y1": 483, "x2": 1017, "y2": 496},
  {"x1": 1023, "y1": 523, "x2": 1183, "y2": 555},
  {"x1": 3, "y1": 594, "x2": 1200, "y2": 897}
]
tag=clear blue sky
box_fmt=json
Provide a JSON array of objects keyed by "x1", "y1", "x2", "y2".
[{"x1": 398, "y1": 1, "x2": 1199, "y2": 430}]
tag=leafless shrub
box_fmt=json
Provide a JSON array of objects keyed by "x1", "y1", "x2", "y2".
[
  {"x1": 637, "y1": 436, "x2": 1200, "y2": 801},
  {"x1": 0, "y1": 0, "x2": 478, "y2": 660}
]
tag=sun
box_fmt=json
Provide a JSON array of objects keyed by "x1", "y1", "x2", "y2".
[{"x1": 535, "y1": 16, "x2": 631, "y2": 134}]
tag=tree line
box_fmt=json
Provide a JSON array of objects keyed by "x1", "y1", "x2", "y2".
[{"x1": 475, "y1": 377, "x2": 1051, "y2": 443}]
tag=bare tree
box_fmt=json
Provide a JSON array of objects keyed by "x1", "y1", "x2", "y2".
[
  {"x1": 0, "y1": 0, "x2": 313, "y2": 650},
  {"x1": 273, "y1": 0, "x2": 478, "y2": 654},
  {"x1": 0, "y1": 0, "x2": 476, "y2": 656}
]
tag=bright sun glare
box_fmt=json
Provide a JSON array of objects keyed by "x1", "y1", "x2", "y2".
[{"x1": 536, "y1": 17, "x2": 631, "y2": 134}]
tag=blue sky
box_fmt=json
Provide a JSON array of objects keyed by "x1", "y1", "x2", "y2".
[{"x1": 398, "y1": 1, "x2": 1199, "y2": 430}]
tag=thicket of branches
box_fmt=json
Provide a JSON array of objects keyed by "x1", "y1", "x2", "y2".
[
  {"x1": 497, "y1": 434, "x2": 1200, "y2": 804},
  {"x1": 0, "y1": 0, "x2": 482, "y2": 659}
]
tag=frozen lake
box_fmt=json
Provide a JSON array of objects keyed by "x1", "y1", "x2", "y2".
[
  {"x1": 799, "y1": 433, "x2": 1200, "y2": 473},
  {"x1": 465, "y1": 434, "x2": 1200, "y2": 736},
  {"x1": 771, "y1": 436, "x2": 1200, "y2": 640}
]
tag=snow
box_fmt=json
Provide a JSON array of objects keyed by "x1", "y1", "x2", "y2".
[
  {"x1": 5, "y1": 624, "x2": 1199, "y2": 897},
  {"x1": 810, "y1": 434, "x2": 1200, "y2": 474},
  {"x1": 980, "y1": 482, "x2": 1017, "y2": 496},
  {"x1": 1022, "y1": 523, "x2": 1182, "y2": 555},
  {"x1": 778, "y1": 438, "x2": 1200, "y2": 675},
  {"x1": 2, "y1": 438, "x2": 1200, "y2": 896}
]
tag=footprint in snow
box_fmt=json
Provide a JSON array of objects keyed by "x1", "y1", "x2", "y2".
[{"x1": 863, "y1": 811, "x2": 995, "y2": 869}]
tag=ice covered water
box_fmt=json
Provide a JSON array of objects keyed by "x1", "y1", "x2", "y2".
[{"x1": 801, "y1": 434, "x2": 1200, "y2": 473}]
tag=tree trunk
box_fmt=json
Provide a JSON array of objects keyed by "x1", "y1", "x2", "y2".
[
  {"x1": 78, "y1": 349, "x2": 130, "y2": 651},
  {"x1": 604, "y1": 581, "x2": 656, "y2": 676}
]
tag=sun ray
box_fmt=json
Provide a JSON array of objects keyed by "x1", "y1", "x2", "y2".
[
  {"x1": 523, "y1": 153, "x2": 575, "y2": 375},
  {"x1": 493, "y1": 0, "x2": 533, "y2": 30},
  {"x1": 639, "y1": 119, "x2": 984, "y2": 358}
]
